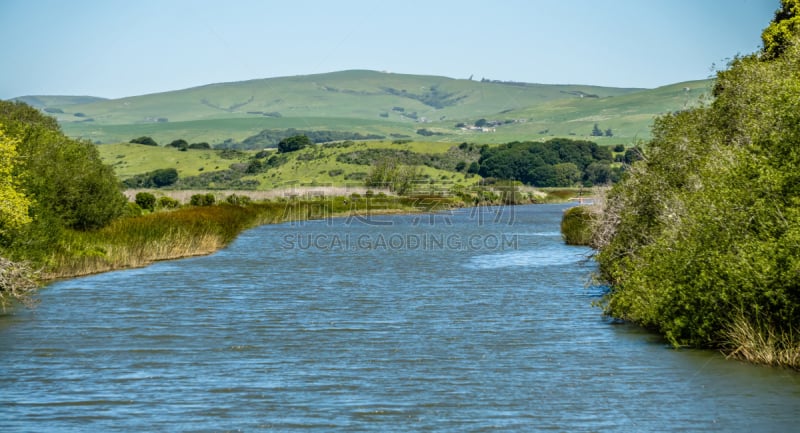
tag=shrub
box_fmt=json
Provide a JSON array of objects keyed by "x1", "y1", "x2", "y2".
[
  {"x1": 190, "y1": 193, "x2": 216, "y2": 206},
  {"x1": 156, "y1": 196, "x2": 181, "y2": 209},
  {"x1": 225, "y1": 194, "x2": 251, "y2": 206},
  {"x1": 168, "y1": 139, "x2": 188, "y2": 149},
  {"x1": 134, "y1": 192, "x2": 157, "y2": 212},
  {"x1": 151, "y1": 168, "x2": 179, "y2": 187},
  {"x1": 130, "y1": 136, "x2": 158, "y2": 146},
  {"x1": 560, "y1": 206, "x2": 595, "y2": 246}
]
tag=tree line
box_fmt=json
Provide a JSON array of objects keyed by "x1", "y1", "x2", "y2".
[
  {"x1": 0, "y1": 101, "x2": 128, "y2": 277},
  {"x1": 476, "y1": 138, "x2": 619, "y2": 187}
]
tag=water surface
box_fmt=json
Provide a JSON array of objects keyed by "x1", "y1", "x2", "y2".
[{"x1": 1, "y1": 204, "x2": 798, "y2": 432}]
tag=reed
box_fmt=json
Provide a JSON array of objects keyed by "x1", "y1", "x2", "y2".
[
  {"x1": 723, "y1": 313, "x2": 800, "y2": 370},
  {"x1": 42, "y1": 196, "x2": 453, "y2": 280}
]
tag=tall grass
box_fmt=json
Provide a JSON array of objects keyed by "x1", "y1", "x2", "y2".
[
  {"x1": 723, "y1": 313, "x2": 800, "y2": 370},
  {"x1": 45, "y1": 203, "x2": 279, "y2": 279},
  {"x1": 44, "y1": 196, "x2": 455, "y2": 280}
]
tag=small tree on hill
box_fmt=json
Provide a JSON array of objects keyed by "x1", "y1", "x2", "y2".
[
  {"x1": 130, "y1": 136, "x2": 158, "y2": 146},
  {"x1": 277, "y1": 135, "x2": 312, "y2": 153},
  {"x1": 168, "y1": 139, "x2": 188, "y2": 149},
  {"x1": 591, "y1": 123, "x2": 603, "y2": 137}
]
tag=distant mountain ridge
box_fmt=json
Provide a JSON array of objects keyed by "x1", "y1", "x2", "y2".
[{"x1": 10, "y1": 70, "x2": 712, "y2": 145}]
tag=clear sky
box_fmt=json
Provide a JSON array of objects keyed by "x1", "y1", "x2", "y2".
[{"x1": 0, "y1": 0, "x2": 779, "y2": 99}]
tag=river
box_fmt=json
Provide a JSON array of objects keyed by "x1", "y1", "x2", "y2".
[{"x1": 1, "y1": 203, "x2": 798, "y2": 432}]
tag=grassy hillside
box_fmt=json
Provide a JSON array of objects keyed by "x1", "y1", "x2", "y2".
[
  {"x1": 99, "y1": 140, "x2": 482, "y2": 191},
  {"x1": 15, "y1": 70, "x2": 711, "y2": 145}
]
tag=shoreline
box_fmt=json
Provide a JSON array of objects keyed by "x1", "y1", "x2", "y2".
[{"x1": 39, "y1": 197, "x2": 468, "y2": 283}]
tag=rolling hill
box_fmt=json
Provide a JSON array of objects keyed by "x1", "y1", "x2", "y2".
[{"x1": 12, "y1": 70, "x2": 712, "y2": 146}]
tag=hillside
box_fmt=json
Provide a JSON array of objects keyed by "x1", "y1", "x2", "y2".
[{"x1": 13, "y1": 70, "x2": 711, "y2": 145}]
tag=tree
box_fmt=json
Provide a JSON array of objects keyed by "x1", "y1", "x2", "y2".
[
  {"x1": 168, "y1": 139, "x2": 188, "y2": 149},
  {"x1": 168, "y1": 139, "x2": 188, "y2": 148},
  {"x1": 277, "y1": 135, "x2": 311, "y2": 153},
  {"x1": 0, "y1": 127, "x2": 31, "y2": 234},
  {"x1": 150, "y1": 168, "x2": 179, "y2": 187},
  {"x1": 0, "y1": 101, "x2": 128, "y2": 265},
  {"x1": 591, "y1": 123, "x2": 603, "y2": 136},
  {"x1": 605, "y1": 128, "x2": 613, "y2": 137},
  {"x1": 761, "y1": 0, "x2": 800, "y2": 59},
  {"x1": 474, "y1": 118, "x2": 488, "y2": 127}
]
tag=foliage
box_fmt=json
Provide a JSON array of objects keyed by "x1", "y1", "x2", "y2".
[
  {"x1": 1, "y1": 102, "x2": 126, "y2": 232},
  {"x1": 225, "y1": 194, "x2": 252, "y2": 206},
  {"x1": 168, "y1": 138, "x2": 188, "y2": 148},
  {"x1": 0, "y1": 127, "x2": 31, "y2": 234},
  {"x1": 130, "y1": 136, "x2": 158, "y2": 146},
  {"x1": 761, "y1": 0, "x2": 800, "y2": 59},
  {"x1": 337, "y1": 145, "x2": 480, "y2": 172},
  {"x1": 477, "y1": 138, "x2": 616, "y2": 187},
  {"x1": 123, "y1": 168, "x2": 179, "y2": 188},
  {"x1": 592, "y1": 25, "x2": 800, "y2": 360},
  {"x1": 238, "y1": 128, "x2": 384, "y2": 149},
  {"x1": 277, "y1": 134, "x2": 312, "y2": 153},
  {"x1": 135, "y1": 192, "x2": 157, "y2": 212},
  {"x1": 365, "y1": 158, "x2": 423, "y2": 195},
  {"x1": 190, "y1": 193, "x2": 216, "y2": 206},
  {"x1": 561, "y1": 206, "x2": 597, "y2": 246},
  {"x1": 156, "y1": 196, "x2": 181, "y2": 209},
  {"x1": 0, "y1": 100, "x2": 127, "y2": 269}
]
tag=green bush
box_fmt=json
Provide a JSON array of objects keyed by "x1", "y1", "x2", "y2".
[
  {"x1": 130, "y1": 136, "x2": 158, "y2": 146},
  {"x1": 190, "y1": 193, "x2": 216, "y2": 206},
  {"x1": 156, "y1": 196, "x2": 181, "y2": 209},
  {"x1": 225, "y1": 194, "x2": 251, "y2": 206},
  {"x1": 135, "y1": 192, "x2": 157, "y2": 212},
  {"x1": 560, "y1": 206, "x2": 594, "y2": 246}
]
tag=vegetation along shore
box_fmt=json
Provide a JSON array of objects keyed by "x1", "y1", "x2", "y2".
[{"x1": 562, "y1": 3, "x2": 800, "y2": 370}]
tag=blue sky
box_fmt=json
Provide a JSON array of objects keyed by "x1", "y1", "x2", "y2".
[{"x1": 0, "y1": 0, "x2": 778, "y2": 99}]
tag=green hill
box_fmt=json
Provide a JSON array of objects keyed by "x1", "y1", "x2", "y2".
[{"x1": 13, "y1": 70, "x2": 711, "y2": 145}]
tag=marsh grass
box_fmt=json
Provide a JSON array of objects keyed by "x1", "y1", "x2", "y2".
[
  {"x1": 723, "y1": 314, "x2": 800, "y2": 370},
  {"x1": 43, "y1": 196, "x2": 454, "y2": 280}
]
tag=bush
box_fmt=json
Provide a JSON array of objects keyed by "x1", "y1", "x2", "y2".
[
  {"x1": 225, "y1": 194, "x2": 251, "y2": 206},
  {"x1": 277, "y1": 135, "x2": 312, "y2": 153},
  {"x1": 190, "y1": 193, "x2": 216, "y2": 206},
  {"x1": 560, "y1": 206, "x2": 594, "y2": 246},
  {"x1": 168, "y1": 139, "x2": 188, "y2": 149},
  {"x1": 151, "y1": 168, "x2": 179, "y2": 187},
  {"x1": 156, "y1": 196, "x2": 181, "y2": 209},
  {"x1": 134, "y1": 192, "x2": 157, "y2": 212},
  {"x1": 130, "y1": 136, "x2": 158, "y2": 146}
]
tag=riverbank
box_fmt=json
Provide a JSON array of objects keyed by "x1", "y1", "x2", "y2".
[{"x1": 560, "y1": 204, "x2": 800, "y2": 371}]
